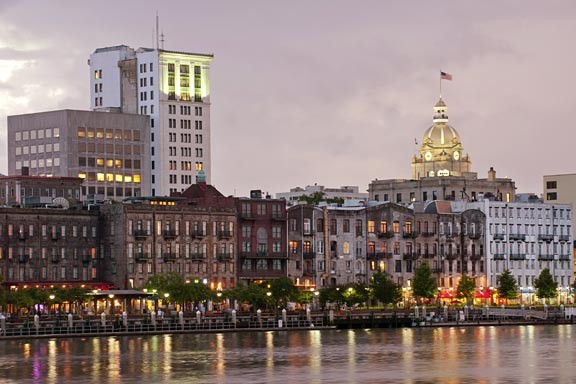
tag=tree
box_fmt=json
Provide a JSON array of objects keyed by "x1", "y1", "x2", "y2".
[
  {"x1": 341, "y1": 283, "x2": 369, "y2": 307},
  {"x1": 497, "y1": 269, "x2": 518, "y2": 304},
  {"x1": 534, "y1": 268, "x2": 558, "y2": 303},
  {"x1": 318, "y1": 287, "x2": 344, "y2": 309},
  {"x1": 456, "y1": 273, "x2": 476, "y2": 305},
  {"x1": 270, "y1": 277, "x2": 299, "y2": 308},
  {"x1": 231, "y1": 283, "x2": 267, "y2": 311},
  {"x1": 370, "y1": 272, "x2": 402, "y2": 307},
  {"x1": 412, "y1": 262, "x2": 438, "y2": 304},
  {"x1": 298, "y1": 192, "x2": 344, "y2": 206}
]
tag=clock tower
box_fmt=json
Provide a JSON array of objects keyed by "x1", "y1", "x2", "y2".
[{"x1": 411, "y1": 98, "x2": 472, "y2": 180}]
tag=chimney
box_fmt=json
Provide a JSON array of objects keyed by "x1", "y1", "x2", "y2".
[{"x1": 488, "y1": 167, "x2": 496, "y2": 181}]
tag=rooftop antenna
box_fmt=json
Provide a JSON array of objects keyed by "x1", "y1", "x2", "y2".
[
  {"x1": 160, "y1": 30, "x2": 165, "y2": 50},
  {"x1": 155, "y1": 12, "x2": 159, "y2": 50}
]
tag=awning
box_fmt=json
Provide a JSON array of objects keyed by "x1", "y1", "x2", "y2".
[
  {"x1": 439, "y1": 291, "x2": 453, "y2": 299},
  {"x1": 475, "y1": 288, "x2": 492, "y2": 298}
]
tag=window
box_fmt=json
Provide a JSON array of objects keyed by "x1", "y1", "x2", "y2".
[
  {"x1": 547, "y1": 192, "x2": 557, "y2": 201},
  {"x1": 367, "y1": 220, "x2": 375, "y2": 233},
  {"x1": 546, "y1": 181, "x2": 557, "y2": 189},
  {"x1": 343, "y1": 219, "x2": 350, "y2": 233}
]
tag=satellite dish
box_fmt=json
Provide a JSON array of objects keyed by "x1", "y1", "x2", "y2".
[{"x1": 52, "y1": 197, "x2": 70, "y2": 209}]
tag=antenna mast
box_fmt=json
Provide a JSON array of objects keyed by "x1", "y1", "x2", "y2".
[{"x1": 156, "y1": 12, "x2": 159, "y2": 50}]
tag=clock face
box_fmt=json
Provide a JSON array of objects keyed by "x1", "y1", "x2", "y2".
[
  {"x1": 425, "y1": 151, "x2": 432, "y2": 161},
  {"x1": 453, "y1": 151, "x2": 460, "y2": 160}
]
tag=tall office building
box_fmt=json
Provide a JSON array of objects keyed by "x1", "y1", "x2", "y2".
[{"x1": 89, "y1": 45, "x2": 213, "y2": 196}]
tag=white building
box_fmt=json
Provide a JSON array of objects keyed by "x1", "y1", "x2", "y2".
[
  {"x1": 276, "y1": 185, "x2": 368, "y2": 205},
  {"x1": 454, "y1": 200, "x2": 573, "y2": 302},
  {"x1": 89, "y1": 45, "x2": 213, "y2": 196}
]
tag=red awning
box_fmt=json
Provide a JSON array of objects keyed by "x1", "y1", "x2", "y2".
[
  {"x1": 475, "y1": 288, "x2": 492, "y2": 298},
  {"x1": 439, "y1": 291, "x2": 453, "y2": 299}
]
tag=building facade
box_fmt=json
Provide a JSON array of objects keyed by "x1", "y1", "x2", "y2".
[
  {"x1": 7, "y1": 109, "x2": 150, "y2": 201},
  {"x1": 0, "y1": 174, "x2": 83, "y2": 207},
  {"x1": 236, "y1": 192, "x2": 288, "y2": 285},
  {"x1": 0, "y1": 207, "x2": 102, "y2": 288},
  {"x1": 89, "y1": 45, "x2": 213, "y2": 196},
  {"x1": 99, "y1": 197, "x2": 237, "y2": 291}
]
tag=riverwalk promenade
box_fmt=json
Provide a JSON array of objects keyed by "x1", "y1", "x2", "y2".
[{"x1": 0, "y1": 306, "x2": 571, "y2": 340}]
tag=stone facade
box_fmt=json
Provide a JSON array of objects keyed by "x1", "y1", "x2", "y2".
[{"x1": 0, "y1": 207, "x2": 102, "y2": 288}]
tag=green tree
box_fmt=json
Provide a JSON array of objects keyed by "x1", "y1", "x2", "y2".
[
  {"x1": 456, "y1": 273, "x2": 476, "y2": 305},
  {"x1": 370, "y1": 271, "x2": 402, "y2": 306},
  {"x1": 318, "y1": 287, "x2": 344, "y2": 309},
  {"x1": 341, "y1": 283, "x2": 369, "y2": 307},
  {"x1": 412, "y1": 262, "x2": 438, "y2": 304},
  {"x1": 298, "y1": 192, "x2": 344, "y2": 206},
  {"x1": 270, "y1": 277, "x2": 299, "y2": 308},
  {"x1": 231, "y1": 283, "x2": 267, "y2": 311},
  {"x1": 534, "y1": 268, "x2": 558, "y2": 303},
  {"x1": 497, "y1": 269, "x2": 518, "y2": 304}
]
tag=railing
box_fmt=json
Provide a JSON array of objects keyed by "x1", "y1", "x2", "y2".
[
  {"x1": 468, "y1": 232, "x2": 482, "y2": 239},
  {"x1": 18, "y1": 255, "x2": 29, "y2": 264},
  {"x1": 162, "y1": 230, "x2": 177, "y2": 240},
  {"x1": 509, "y1": 253, "x2": 526, "y2": 260},
  {"x1": 163, "y1": 253, "x2": 177, "y2": 262},
  {"x1": 377, "y1": 231, "x2": 395, "y2": 239},
  {"x1": 82, "y1": 255, "x2": 92, "y2": 265},
  {"x1": 191, "y1": 230, "x2": 206, "y2": 238},
  {"x1": 421, "y1": 231, "x2": 436, "y2": 237},
  {"x1": 537, "y1": 254, "x2": 554, "y2": 261},
  {"x1": 51, "y1": 232, "x2": 60, "y2": 241},
  {"x1": 134, "y1": 230, "x2": 148, "y2": 240},
  {"x1": 303, "y1": 251, "x2": 316, "y2": 260},
  {"x1": 509, "y1": 234, "x2": 526, "y2": 241},
  {"x1": 559, "y1": 254, "x2": 571, "y2": 261},
  {"x1": 493, "y1": 253, "x2": 506, "y2": 260},
  {"x1": 51, "y1": 255, "x2": 60, "y2": 264},
  {"x1": 402, "y1": 231, "x2": 419, "y2": 239},
  {"x1": 217, "y1": 253, "x2": 233, "y2": 261},
  {"x1": 217, "y1": 231, "x2": 232, "y2": 240},
  {"x1": 135, "y1": 253, "x2": 150, "y2": 262},
  {"x1": 538, "y1": 234, "x2": 554, "y2": 241},
  {"x1": 238, "y1": 269, "x2": 287, "y2": 278},
  {"x1": 493, "y1": 233, "x2": 505, "y2": 240},
  {"x1": 18, "y1": 232, "x2": 26, "y2": 241},
  {"x1": 191, "y1": 253, "x2": 206, "y2": 260},
  {"x1": 559, "y1": 235, "x2": 571, "y2": 242}
]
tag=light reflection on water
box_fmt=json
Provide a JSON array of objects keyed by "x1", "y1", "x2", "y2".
[{"x1": 0, "y1": 326, "x2": 575, "y2": 383}]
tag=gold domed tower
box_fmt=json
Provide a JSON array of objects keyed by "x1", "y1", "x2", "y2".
[{"x1": 412, "y1": 98, "x2": 472, "y2": 180}]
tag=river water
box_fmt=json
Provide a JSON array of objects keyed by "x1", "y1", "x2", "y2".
[{"x1": 0, "y1": 325, "x2": 575, "y2": 383}]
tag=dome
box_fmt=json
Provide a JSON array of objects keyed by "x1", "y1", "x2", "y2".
[
  {"x1": 422, "y1": 97, "x2": 461, "y2": 147},
  {"x1": 423, "y1": 123, "x2": 461, "y2": 146}
]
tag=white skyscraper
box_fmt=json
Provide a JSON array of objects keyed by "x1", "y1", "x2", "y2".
[{"x1": 89, "y1": 45, "x2": 213, "y2": 196}]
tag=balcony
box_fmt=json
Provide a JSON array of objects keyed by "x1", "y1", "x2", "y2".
[
  {"x1": 51, "y1": 255, "x2": 60, "y2": 263},
  {"x1": 445, "y1": 253, "x2": 457, "y2": 260},
  {"x1": 256, "y1": 250, "x2": 269, "y2": 257},
  {"x1": 163, "y1": 253, "x2": 177, "y2": 262},
  {"x1": 493, "y1": 233, "x2": 505, "y2": 240},
  {"x1": 191, "y1": 230, "x2": 206, "y2": 239},
  {"x1": 303, "y1": 230, "x2": 315, "y2": 237},
  {"x1": 134, "y1": 230, "x2": 148, "y2": 240},
  {"x1": 421, "y1": 231, "x2": 436, "y2": 237},
  {"x1": 240, "y1": 212, "x2": 256, "y2": 220},
  {"x1": 377, "y1": 231, "x2": 395, "y2": 239},
  {"x1": 509, "y1": 253, "x2": 526, "y2": 261},
  {"x1": 559, "y1": 234, "x2": 571, "y2": 242},
  {"x1": 135, "y1": 253, "x2": 150, "y2": 263},
  {"x1": 559, "y1": 254, "x2": 571, "y2": 261},
  {"x1": 402, "y1": 231, "x2": 419, "y2": 239},
  {"x1": 303, "y1": 267, "x2": 317, "y2": 276},
  {"x1": 217, "y1": 230, "x2": 232, "y2": 240},
  {"x1": 18, "y1": 232, "x2": 26, "y2": 241},
  {"x1": 470, "y1": 254, "x2": 483, "y2": 261},
  {"x1": 538, "y1": 234, "x2": 554, "y2": 242},
  {"x1": 82, "y1": 255, "x2": 92, "y2": 265},
  {"x1": 509, "y1": 233, "x2": 526, "y2": 241},
  {"x1": 51, "y1": 232, "x2": 60, "y2": 241},
  {"x1": 493, "y1": 253, "x2": 506, "y2": 260},
  {"x1": 18, "y1": 254, "x2": 29, "y2": 263},
  {"x1": 432, "y1": 267, "x2": 443, "y2": 274},
  {"x1": 468, "y1": 232, "x2": 482, "y2": 240},
  {"x1": 163, "y1": 230, "x2": 177, "y2": 240},
  {"x1": 403, "y1": 253, "x2": 416, "y2": 260},
  {"x1": 378, "y1": 252, "x2": 393, "y2": 259},
  {"x1": 303, "y1": 251, "x2": 316, "y2": 260},
  {"x1": 538, "y1": 254, "x2": 555, "y2": 261},
  {"x1": 217, "y1": 252, "x2": 233, "y2": 261},
  {"x1": 191, "y1": 253, "x2": 206, "y2": 260}
]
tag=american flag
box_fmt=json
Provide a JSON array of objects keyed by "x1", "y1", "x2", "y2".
[{"x1": 441, "y1": 71, "x2": 453, "y2": 81}]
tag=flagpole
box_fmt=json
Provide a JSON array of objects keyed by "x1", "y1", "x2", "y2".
[{"x1": 439, "y1": 70, "x2": 442, "y2": 98}]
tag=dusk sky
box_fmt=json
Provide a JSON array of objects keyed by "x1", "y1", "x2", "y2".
[{"x1": 1, "y1": 1, "x2": 575, "y2": 198}]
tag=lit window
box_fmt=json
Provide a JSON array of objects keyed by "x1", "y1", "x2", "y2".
[
  {"x1": 124, "y1": 175, "x2": 132, "y2": 183},
  {"x1": 96, "y1": 158, "x2": 104, "y2": 167},
  {"x1": 97, "y1": 173, "x2": 105, "y2": 181},
  {"x1": 106, "y1": 159, "x2": 114, "y2": 167},
  {"x1": 78, "y1": 173, "x2": 86, "y2": 179},
  {"x1": 115, "y1": 174, "x2": 123, "y2": 182},
  {"x1": 133, "y1": 174, "x2": 141, "y2": 183},
  {"x1": 106, "y1": 174, "x2": 114, "y2": 182}
]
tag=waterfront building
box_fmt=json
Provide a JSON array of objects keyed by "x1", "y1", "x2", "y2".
[
  {"x1": 0, "y1": 207, "x2": 103, "y2": 289},
  {"x1": 99, "y1": 188, "x2": 237, "y2": 290},
  {"x1": 7, "y1": 109, "x2": 150, "y2": 201},
  {"x1": 236, "y1": 190, "x2": 288, "y2": 285},
  {"x1": 453, "y1": 200, "x2": 573, "y2": 304},
  {"x1": 276, "y1": 185, "x2": 368, "y2": 205},
  {"x1": 0, "y1": 173, "x2": 83, "y2": 207},
  {"x1": 368, "y1": 98, "x2": 516, "y2": 203},
  {"x1": 89, "y1": 45, "x2": 213, "y2": 196}
]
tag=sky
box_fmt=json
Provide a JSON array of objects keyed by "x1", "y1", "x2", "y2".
[{"x1": 1, "y1": 1, "x2": 575, "y2": 198}]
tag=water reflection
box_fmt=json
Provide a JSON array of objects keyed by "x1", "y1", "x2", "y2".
[{"x1": 0, "y1": 326, "x2": 575, "y2": 383}]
